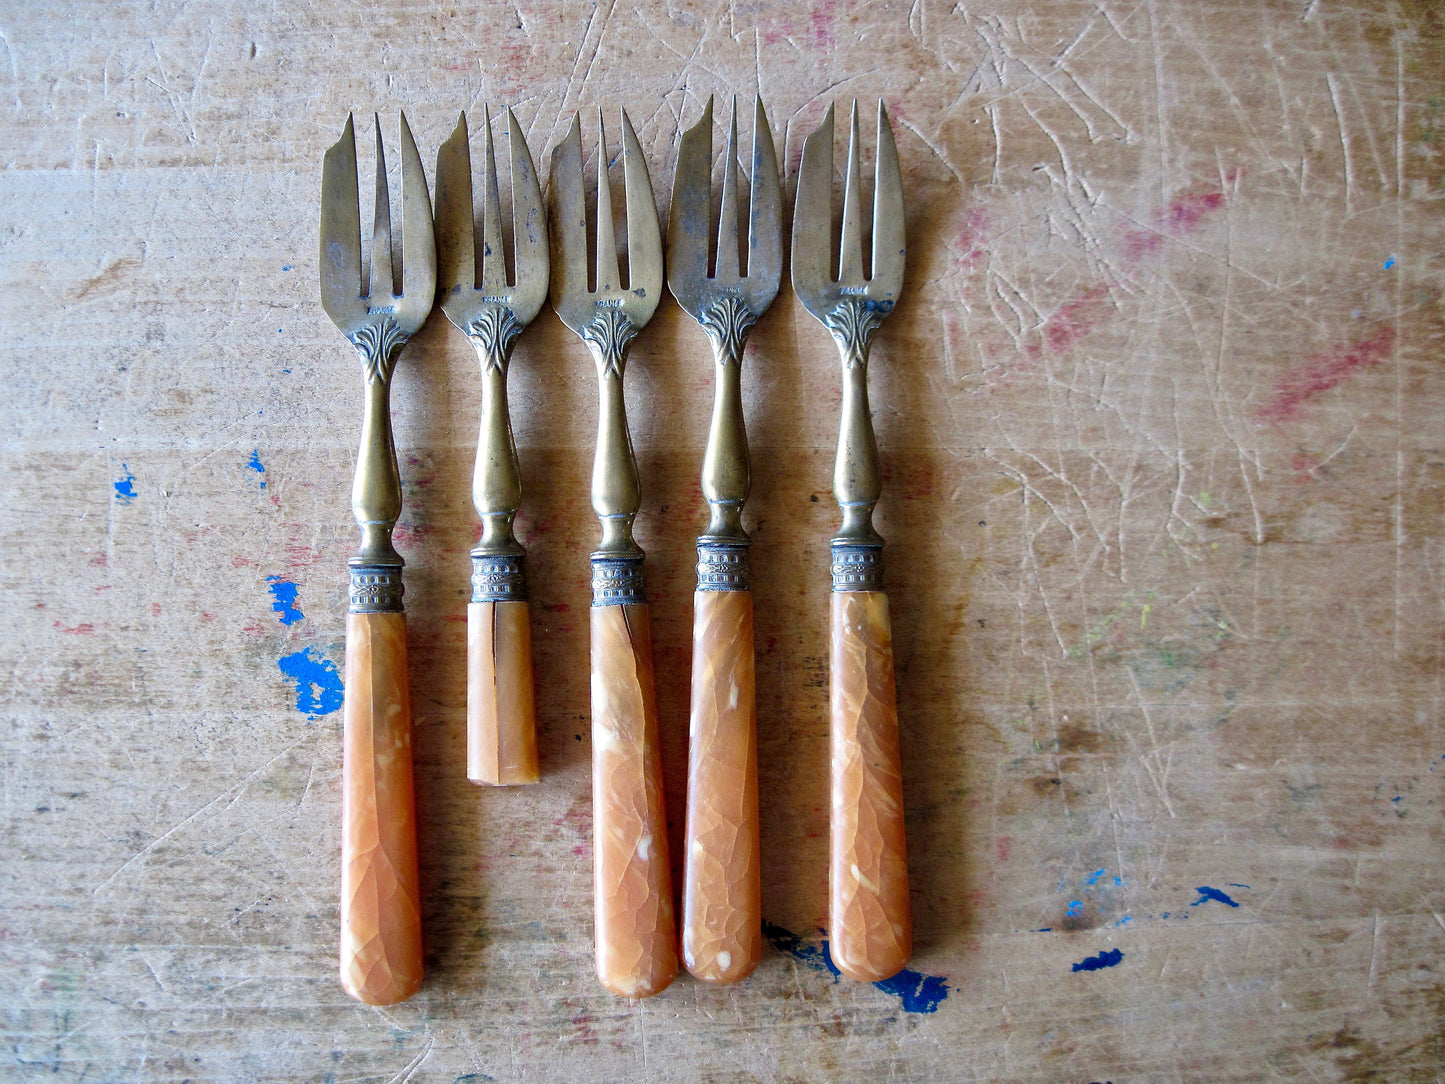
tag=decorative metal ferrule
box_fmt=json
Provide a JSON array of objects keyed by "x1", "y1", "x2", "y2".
[
  {"x1": 465, "y1": 304, "x2": 529, "y2": 563},
  {"x1": 583, "y1": 306, "x2": 645, "y2": 561},
  {"x1": 349, "y1": 564, "x2": 405, "y2": 613},
  {"x1": 591, "y1": 555, "x2": 646, "y2": 607},
  {"x1": 697, "y1": 542, "x2": 751, "y2": 592},
  {"x1": 347, "y1": 315, "x2": 408, "y2": 606},
  {"x1": 471, "y1": 552, "x2": 527, "y2": 603},
  {"x1": 830, "y1": 544, "x2": 884, "y2": 593},
  {"x1": 827, "y1": 297, "x2": 891, "y2": 551}
]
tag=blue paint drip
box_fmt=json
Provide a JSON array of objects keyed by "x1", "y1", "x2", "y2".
[
  {"x1": 1191, "y1": 885, "x2": 1240, "y2": 908},
  {"x1": 277, "y1": 647, "x2": 343, "y2": 716},
  {"x1": 1067, "y1": 899, "x2": 1084, "y2": 916},
  {"x1": 114, "y1": 465, "x2": 137, "y2": 504},
  {"x1": 1071, "y1": 948, "x2": 1124, "y2": 972},
  {"x1": 1384, "y1": 256, "x2": 1396, "y2": 269},
  {"x1": 1114, "y1": 916, "x2": 1132, "y2": 926},
  {"x1": 1084, "y1": 867, "x2": 1107, "y2": 887},
  {"x1": 873, "y1": 969, "x2": 950, "y2": 1014},
  {"x1": 247, "y1": 449, "x2": 266, "y2": 489},
  {"x1": 762, "y1": 922, "x2": 949, "y2": 1013},
  {"x1": 266, "y1": 575, "x2": 304, "y2": 626}
]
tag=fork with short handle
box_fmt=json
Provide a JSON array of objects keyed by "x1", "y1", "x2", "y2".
[
  {"x1": 791, "y1": 100, "x2": 911, "y2": 983},
  {"x1": 548, "y1": 109, "x2": 676, "y2": 998},
  {"x1": 667, "y1": 96, "x2": 781, "y2": 985},
  {"x1": 435, "y1": 107, "x2": 547, "y2": 787},
  {"x1": 319, "y1": 112, "x2": 436, "y2": 1005}
]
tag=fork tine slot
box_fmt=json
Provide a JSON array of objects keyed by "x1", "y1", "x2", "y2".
[
  {"x1": 320, "y1": 114, "x2": 363, "y2": 322},
  {"x1": 838, "y1": 100, "x2": 865, "y2": 286},
  {"x1": 747, "y1": 96, "x2": 783, "y2": 298},
  {"x1": 594, "y1": 111, "x2": 620, "y2": 293},
  {"x1": 666, "y1": 97, "x2": 713, "y2": 318},
  {"x1": 371, "y1": 115, "x2": 394, "y2": 299},
  {"x1": 435, "y1": 112, "x2": 475, "y2": 294},
  {"x1": 507, "y1": 108, "x2": 548, "y2": 309},
  {"x1": 869, "y1": 101, "x2": 904, "y2": 295},
  {"x1": 791, "y1": 104, "x2": 835, "y2": 317},
  {"x1": 714, "y1": 97, "x2": 741, "y2": 282},
  {"x1": 399, "y1": 112, "x2": 436, "y2": 313},
  {"x1": 548, "y1": 115, "x2": 589, "y2": 328},
  {"x1": 480, "y1": 104, "x2": 507, "y2": 289},
  {"x1": 621, "y1": 108, "x2": 662, "y2": 303}
]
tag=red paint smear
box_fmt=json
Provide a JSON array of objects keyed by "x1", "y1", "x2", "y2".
[
  {"x1": 392, "y1": 522, "x2": 435, "y2": 547},
  {"x1": 151, "y1": 603, "x2": 162, "y2": 617},
  {"x1": 93, "y1": 585, "x2": 111, "y2": 592},
  {"x1": 953, "y1": 209, "x2": 989, "y2": 268},
  {"x1": 231, "y1": 554, "x2": 259, "y2": 568},
  {"x1": 1257, "y1": 326, "x2": 1396, "y2": 425},
  {"x1": 54, "y1": 621, "x2": 95, "y2": 635},
  {"x1": 544, "y1": 602, "x2": 571, "y2": 613},
  {"x1": 1026, "y1": 284, "x2": 1112, "y2": 361},
  {"x1": 1121, "y1": 180, "x2": 1233, "y2": 264},
  {"x1": 89, "y1": 553, "x2": 108, "y2": 568}
]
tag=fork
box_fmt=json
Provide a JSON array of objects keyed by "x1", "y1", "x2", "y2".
[
  {"x1": 667, "y1": 96, "x2": 781, "y2": 984},
  {"x1": 319, "y1": 112, "x2": 436, "y2": 1005},
  {"x1": 791, "y1": 100, "x2": 911, "y2": 983},
  {"x1": 435, "y1": 107, "x2": 547, "y2": 787},
  {"x1": 548, "y1": 109, "x2": 676, "y2": 998}
]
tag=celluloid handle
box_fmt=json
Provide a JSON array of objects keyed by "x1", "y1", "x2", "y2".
[
  {"x1": 681, "y1": 589, "x2": 760, "y2": 983},
  {"x1": 591, "y1": 601, "x2": 678, "y2": 997},
  {"x1": 340, "y1": 611, "x2": 423, "y2": 1005},
  {"x1": 467, "y1": 599, "x2": 539, "y2": 785},
  {"x1": 829, "y1": 590, "x2": 911, "y2": 982}
]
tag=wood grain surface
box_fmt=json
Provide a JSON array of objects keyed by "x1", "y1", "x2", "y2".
[{"x1": 2, "y1": 1, "x2": 1443, "y2": 1079}]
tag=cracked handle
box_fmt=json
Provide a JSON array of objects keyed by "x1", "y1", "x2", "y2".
[
  {"x1": 591, "y1": 602, "x2": 677, "y2": 997},
  {"x1": 681, "y1": 589, "x2": 760, "y2": 983},
  {"x1": 829, "y1": 590, "x2": 911, "y2": 982},
  {"x1": 467, "y1": 600, "x2": 539, "y2": 785},
  {"x1": 340, "y1": 611, "x2": 422, "y2": 1004}
]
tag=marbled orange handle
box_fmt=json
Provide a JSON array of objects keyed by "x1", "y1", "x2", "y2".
[
  {"x1": 467, "y1": 599, "x2": 539, "y2": 785},
  {"x1": 590, "y1": 602, "x2": 678, "y2": 997},
  {"x1": 340, "y1": 611, "x2": 423, "y2": 1005},
  {"x1": 681, "y1": 589, "x2": 760, "y2": 983},
  {"x1": 829, "y1": 590, "x2": 911, "y2": 982}
]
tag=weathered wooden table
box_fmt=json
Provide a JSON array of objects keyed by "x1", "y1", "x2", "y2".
[{"x1": 3, "y1": 2, "x2": 1442, "y2": 1079}]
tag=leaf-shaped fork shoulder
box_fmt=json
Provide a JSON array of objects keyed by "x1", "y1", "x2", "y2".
[{"x1": 321, "y1": 113, "x2": 436, "y2": 345}]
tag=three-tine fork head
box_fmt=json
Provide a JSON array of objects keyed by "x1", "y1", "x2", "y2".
[
  {"x1": 791, "y1": 100, "x2": 904, "y2": 331},
  {"x1": 321, "y1": 113, "x2": 436, "y2": 348},
  {"x1": 435, "y1": 107, "x2": 549, "y2": 335},
  {"x1": 667, "y1": 95, "x2": 782, "y2": 327},
  {"x1": 548, "y1": 109, "x2": 663, "y2": 338}
]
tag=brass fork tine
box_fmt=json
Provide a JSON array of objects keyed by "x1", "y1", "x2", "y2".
[
  {"x1": 436, "y1": 113, "x2": 475, "y2": 294},
  {"x1": 792, "y1": 104, "x2": 835, "y2": 319},
  {"x1": 665, "y1": 97, "x2": 714, "y2": 311},
  {"x1": 594, "y1": 112, "x2": 621, "y2": 293},
  {"x1": 507, "y1": 108, "x2": 548, "y2": 305},
  {"x1": 622, "y1": 109, "x2": 662, "y2": 299},
  {"x1": 714, "y1": 97, "x2": 741, "y2": 282},
  {"x1": 747, "y1": 97, "x2": 783, "y2": 292},
  {"x1": 479, "y1": 104, "x2": 507, "y2": 289},
  {"x1": 838, "y1": 100, "x2": 866, "y2": 286},
  {"x1": 320, "y1": 114, "x2": 363, "y2": 326},
  {"x1": 398, "y1": 112, "x2": 435, "y2": 317},
  {"x1": 870, "y1": 101, "x2": 904, "y2": 295},
  {"x1": 549, "y1": 115, "x2": 589, "y2": 321},
  {"x1": 370, "y1": 116, "x2": 394, "y2": 300}
]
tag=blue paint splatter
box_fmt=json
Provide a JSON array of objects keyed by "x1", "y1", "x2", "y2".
[
  {"x1": 114, "y1": 465, "x2": 136, "y2": 504},
  {"x1": 1191, "y1": 886, "x2": 1240, "y2": 908},
  {"x1": 1067, "y1": 899, "x2": 1084, "y2": 916},
  {"x1": 247, "y1": 449, "x2": 266, "y2": 489},
  {"x1": 1114, "y1": 916, "x2": 1132, "y2": 927},
  {"x1": 282, "y1": 265, "x2": 294, "y2": 272},
  {"x1": 1072, "y1": 948, "x2": 1124, "y2": 972},
  {"x1": 1084, "y1": 867, "x2": 1107, "y2": 887},
  {"x1": 762, "y1": 922, "x2": 949, "y2": 1013},
  {"x1": 873, "y1": 969, "x2": 951, "y2": 1013},
  {"x1": 1384, "y1": 256, "x2": 1396, "y2": 270},
  {"x1": 277, "y1": 647, "x2": 343, "y2": 716},
  {"x1": 266, "y1": 576, "x2": 304, "y2": 626}
]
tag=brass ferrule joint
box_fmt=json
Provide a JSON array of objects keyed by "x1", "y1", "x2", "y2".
[{"x1": 348, "y1": 321, "x2": 408, "y2": 614}]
